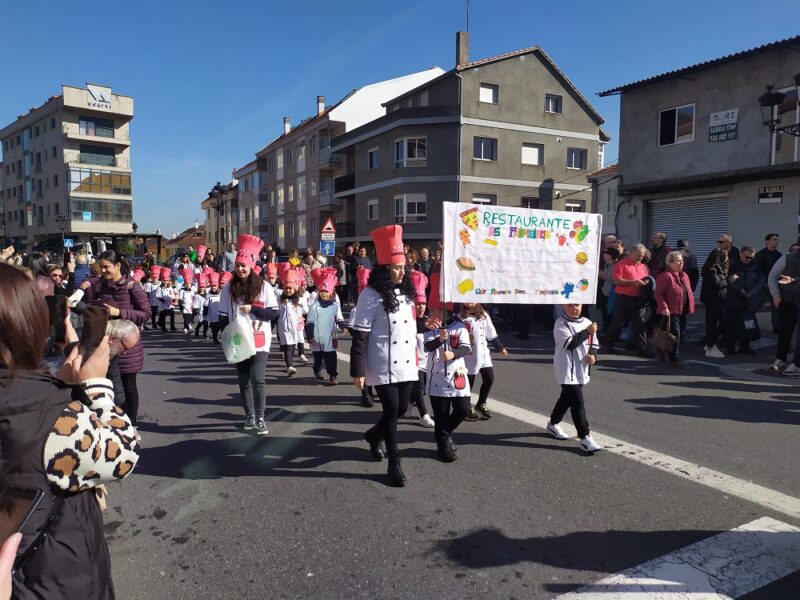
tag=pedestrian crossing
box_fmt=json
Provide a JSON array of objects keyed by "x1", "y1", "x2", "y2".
[{"x1": 554, "y1": 517, "x2": 800, "y2": 599}]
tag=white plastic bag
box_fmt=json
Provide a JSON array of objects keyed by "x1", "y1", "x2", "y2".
[{"x1": 220, "y1": 312, "x2": 256, "y2": 364}]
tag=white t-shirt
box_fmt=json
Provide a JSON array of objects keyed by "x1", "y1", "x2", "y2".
[{"x1": 350, "y1": 287, "x2": 418, "y2": 386}]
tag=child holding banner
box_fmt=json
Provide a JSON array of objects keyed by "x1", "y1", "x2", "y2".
[
  {"x1": 546, "y1": 303, "x2": 603, "y2": 453},
  {"x1": 460, "y1": 303, "x2": 508, "y2": 420}
]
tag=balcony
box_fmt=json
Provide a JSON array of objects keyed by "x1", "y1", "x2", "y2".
[
  {"x1": 319, "y1": 147, "x2": 344, "y2": 170},
  {"x1": 63, "y1": 123, "x2": 131, "y2": 146},
  {"x1": 333, "y1": 173, "x2": 355, "y2": 197},
  {"x1": 335, "y1": 221, "x2": 356, "y2": 237},
  {"x1": 318, "y1": 190, "x2": 343, "y2": 212},
  {"x1": 65, "y1": 151, "x2": 129, "y2": 169}
]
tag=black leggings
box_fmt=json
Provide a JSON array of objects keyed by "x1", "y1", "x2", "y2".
[
  {"x1": 430, "y1": 396, "x2": 470, "y2": 445},
  {"x1": 411, "y1": 370, "x2": 431, "y2": 417},
  {"x1": 150, "y1": 306, "x2": 158, "y2": 328},
  {"x1": 550, "y1": 384, "x2": 589, "y2": 439},
  {"x1": 297, "y1": 342, "x2": 306, "y2": 357},
  {"x1": 195, "y1": 320, "x2": 208, "y2": 336},
  {"x1": 235, "y1": 351, "x2": 268, "y2": 418},
  {"x1": 158, "y1": 308, "x2": 175, "y2": 330},
  {"x1": 467, "y1": 366, "x2": 495, "y2": 406},
  {"x1": 280, "y1": 344, "x2": 295, "y2": 368},
  {"x1": 121, "y1": 373, "x2": 140, "y2": 426},
  {"x1": 375, "y1": 381, "x2": 414, "y2": 449},
  {"x1": 182, "y1": 313, "x2": 193, "y2": 329}
]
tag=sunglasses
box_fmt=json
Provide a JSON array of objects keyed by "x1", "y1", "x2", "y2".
[{"x1": 742, "y1": 255, "x2": 754, "y2": 260}]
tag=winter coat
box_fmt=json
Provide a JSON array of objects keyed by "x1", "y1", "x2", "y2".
[
  {"x1": 700, "y1": 254, "x2": 728, "y2": 305},
  {"x1": 84, "y1": 275, "x2": 150, "y2": 374},
  {"x1": 726, "y1": 261, "x2": 765, "y2": 314},
  {"x1": 655, "y1": 270, "x2": 695, "y2": 316}
]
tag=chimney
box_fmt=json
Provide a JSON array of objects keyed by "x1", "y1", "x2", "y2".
[
  {"x1": 317, "y1": 96, "x2": 326, "y2": 115},
  {"x1": 283, "y1": 117, "x2": 291, "y2": 135},
  {"x1": 456, "y1": 31, "x2": 469, "y2": 66},
  {"x1": 194, "y1": 219, "x2": 199, "y2": 230}
]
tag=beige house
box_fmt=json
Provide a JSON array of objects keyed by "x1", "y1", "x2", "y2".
[
  {"x1": 201, "y1": 181, "x2": 238, "y2": 254},
  {"x1": 0, "y1": 83, "x2": 134, "y2": 248}
]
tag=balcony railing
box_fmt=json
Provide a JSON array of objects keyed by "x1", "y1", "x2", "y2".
[
  {"x1": 333, "y1": 173, "x2": 355, "y2": 195},
  {"x1": 63, "y1": 123, "x2": 130, "y2": 142},
  {"x1": 335, "y1": 221, "x2": 356, "y2": 237},
  {"x1": 65, "y1": 152, "x2": 129, "y2": 169},
  {"x1": 319, "y1": 190, "x2": 342, "y2": 211},
  {"x1": 319, "y1": 147, "x2": 344, "y2": 169}
]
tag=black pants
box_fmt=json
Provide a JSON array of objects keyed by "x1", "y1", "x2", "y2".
[
  {"x1": 121, "y1": 373, "x2": 139, "y2": 426},
  {"x1": 281, "y1": 344, "x2": 295, "y2": 368},
  {"x1": 776, "y1": 302, "x2": 799, "y2": 363},
  {"x1": 410, "y1": 370, "x2": 431, "y2": 417},
  {"x1": 604, "y1": 295, "x2": 647, "y2": 351},
  {"x1": 596, "y1": 290, "x2": 610, "y2": 330},
  {"x1": 195, "y1": 320, "x2": 208, "y2": 336},
  {"x1": 182, "y1": 313, "x2": 193, "y2": 330},
  {"x1": 375, "y1": 381, "x2": 414, "y2": 449},
  {"x1": 550, "y1": 384, "x2": 589, "y2": 439},
  {"x1": 703, "y1": 302, "x2": 726, "y2": 347},
  {"x1": 210, "y1": 322, "x2": 221, "y2": 342},
  {"x1": 467, "y1": 367, "x2": 495, "y2": 406},
  {"x1": 430, "y1": 395, "x2": 470, "y2": 445},
  {"x1": 313, "y1": 351, "x2": 337, "y2": 377},
  {"x1": 158, "y1": 308, "x2": 176, "y2": 330},
  {"x1": 235, "y1": 351, "x2": 268, "y2": 418},
  {"x1": 107, "y1": 356, "x2": 125, "y2": 407},
  {"x1": 663, "y1": 314, "x2": 682, "y2": 362},
  {"x1": 150, "y1": 306, "x2": 158, "y2": 328},
  {"x1": 296, "y1": 342, "x2": 306, "y2": 357}
]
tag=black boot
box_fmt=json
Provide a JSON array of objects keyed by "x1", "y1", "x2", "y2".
[
  {"x1": 360, "y1": 390, "x2": 374, "y2": 408},
  {"x1": 386, "y1": 445, "x2": 407, "y2": 487},
  {"x1": 364, "y1": 425, "x2": 385, "y2": 461},
  {"x1": 437, "y1": 439, "x2": 457, "y2": 463}
]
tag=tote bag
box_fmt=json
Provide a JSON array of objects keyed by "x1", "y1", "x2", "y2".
[{"x1": 220, "y1": 312, "x2": 257, "y2": 363}]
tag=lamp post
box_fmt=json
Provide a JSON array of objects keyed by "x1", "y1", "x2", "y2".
[
  {"x1": 208, "y1": 181, "x2": 226, "y2": 253},
  {"x1": 758, "y1": 73, "x2": 800, "y2": 137},
  {"x1": 54, "y1": 215, "x2": 68, "y2": 246}
]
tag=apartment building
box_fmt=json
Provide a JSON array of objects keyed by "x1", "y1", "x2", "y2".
[
  {"x1": 200, "y1": 181, "x2": 238, "y2": 254},
  {"x1": 233, "y1": 160, "x2": 261, "y2": 238},
  {"x1": 328, "y1": 33, "x2": 608, "y2": 246},
  {"x1": 255, "y1": 67, "x2": 444, "y2": 252},
  {"x1": 599, "y1": 35, "x2": 800, "y2": 258},
  {"x1": 0, "y1": 83, "x2": 134, "y2": 249}
]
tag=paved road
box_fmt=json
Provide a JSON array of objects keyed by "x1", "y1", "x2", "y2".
[{"x1": 107, "y1": 321, "x2": 800, "y2": 599}]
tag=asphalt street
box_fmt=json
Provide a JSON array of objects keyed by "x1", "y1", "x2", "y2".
[{"x1": 106, "y1": 316, "x2": 800, "y2": 599}]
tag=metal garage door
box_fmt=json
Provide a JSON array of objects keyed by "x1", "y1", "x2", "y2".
[{"x1": 646, "y1": 196, "x2": 729, "y2": 290}]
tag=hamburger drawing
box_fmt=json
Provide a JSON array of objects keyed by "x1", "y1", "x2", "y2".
[
  {"x1": 575, "y1": 251, "x2": 589, "y2": 265},
  {"x1": 456, "y1": 257, "x2": 476, "y2": 271}
]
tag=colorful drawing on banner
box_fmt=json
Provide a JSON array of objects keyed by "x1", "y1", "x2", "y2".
[{"x1": 441, "y1": 202, "x2": 602, "y2": 304}]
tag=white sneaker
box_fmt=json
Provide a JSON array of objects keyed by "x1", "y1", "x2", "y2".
[
  {"x1": 580, "y1": 435, "x2": 603, "y2": 453},
  {"x1": 704, "y1": 345, "x2": 725, "y2": 359},
  {"x1": 783, "y1": 364, "x2": 800, "y2": 377},
  {"x1": 419, "y1": 414, "x2": 435, "y2": 428},
  {"x1": 286, "y1": 366, "x2": 297, "y2": 376},
  {"x1": 771, "y1": 359, "x2": 788, "y2": 371},
  {"x1": 546, "y1": 421, "x2": 570, "y2": 440},
  {"x1": 298, "y1": 354, "x2": 308, "y2": 364}
]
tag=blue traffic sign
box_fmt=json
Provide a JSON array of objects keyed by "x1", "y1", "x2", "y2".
[
  {"x1": 320, "y1": 240, "x2": 335, "y2": 256},
  {"x1": 63, "y1": 238, "x2": 74, "y2": 248}
]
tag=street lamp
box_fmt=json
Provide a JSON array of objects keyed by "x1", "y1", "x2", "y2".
[
  {"x1": 208, "y1": 181, "x2": 226, "y2": 252},
  {"x1": 54, "y1": 215, "x2": 68, "y2": 246},
  {"x1": 758, "y1": 73, "x2": 800, "y2": 137}
]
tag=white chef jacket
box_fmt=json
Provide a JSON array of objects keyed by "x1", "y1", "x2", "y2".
[
  {"x1": 277, "y1": 300, "x2": 306, "y2": 346},
  {"x1": 462, "y1": 313, "x2": 499, "y2": 374},
  {"x1": 219, "y1": 280, "x2": 279, "y2": 354},
  {"x1": 307, "y1": 300, "x2": 345, "y2": 352},
  {"x1": 179, "y1": 288, "x2": 195, "y2": 314},
  {"x1": 424, "y1": 321, "x2": 471, "y2": 398},
  {"x1": 351, "y1": 287, "x2": 418, "y2": 386},
  {"x1": 193, "y1": 292, "x2": 208, "y2": 314},
  {"x1": 143, "y1": 281, "x2": 160, "y2": 307},
  {"x1": 157, "y1": 285, "x2": 178, "y2": 310},
  {"x1": 553, "y1": 315, "x2": 598, "y2": 385}
]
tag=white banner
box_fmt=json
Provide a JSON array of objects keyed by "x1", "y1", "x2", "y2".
[{"x1": 441, "y1": 202, "x2": 602, "y2": 304}]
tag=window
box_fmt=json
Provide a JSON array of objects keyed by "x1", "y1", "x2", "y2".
[
  {"x1": 34, "y1": 126, "x2": 40, "y2": 137},
  {"x1": 287, "y1": 221, "x2": 295, "y2": 238},
  {"x1": 472, "y1": 194, "x2": 497, "y2": 205},
  {"x1": 286, "y1": 148, "x2": 293, "y2": 165},
  {"x1": 566, "y1": 147, "x2": 587, "y2": 170},
  {"x1": 521, "y1": 196, "x2": 545, "y2": 209},
  {"x1": 367, "y1": 199, "x2": 379, "y2": 220},
  {"x1": 50, "y1": 118, "x2": 55, "y2": 129},
  {"x1": 288, "y1": 184, "x2": 294, "y2": 203},
  {"x1": 267, "y1": 156, "x2": 274, "y2": 173},
  {"x1": 367, "y1": 147, "x2": 379, "y2": 170},
  {"x1": 54, "y1": 202, "x2": 60, "y2": 214},
  {"x1": 473, "y1": 137, "x2": 498, "y2": 161},
  {"x1": 310, "y1": 177, "x2": 317, "y2": 196},
  {"x1": 545, "y1": 94, "x2": 562, "y2": 113},
  {"x1": 565, "y1": 200, "x2": 586, "y2": 212},
  {"x1": 70, "y1": 198, "x2": 132, "y2": 223},
  {"x1": 521, "y1": 142, "x2": 544, "y2": 166},
  {"x1": 276, "y1": 153, "x2": 284, "y2": 169},
  {"x1": 309, "y1": 136, "x2": 316, "y2": 156},
  {"x1": 79, "y1": 116, "x2": 114, "y2": 138},
  {"x1": 658, "y1": 103, "x2": 695, "y2": 146},
  {"x1": 419, "y1": 90, "x2": 429, "y2": 107},
  {"x1": 479, "y1": 83, "x2": 499, "y2": 104},
  {"x1": 69, "y1": 168, "x2": 131, "y2": 195},
  {"x1": 394, "y1": 193, "x2": 427, "y2": 223},
  {"x1": 394, "y1": 137, "x2": 426, "y2": 167},
  {"x1": 53, "y1": 174, "x2": 58, "y2": 187},
  {"x1": 297, "y1": 176, "x2": 306, "y2": 210},
  {"x1": 52, "y1": 146, "x2": 57, "y2": 159}
]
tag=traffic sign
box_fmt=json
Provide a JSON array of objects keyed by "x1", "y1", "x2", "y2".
[
  {"x1": 321, "y1": 232, "x2": 335, "y2": 241},
  {"x1": 320, "y1": 240, "x2": 335, "y2": 256},
  {"x1": 63, "y1": 238, "x2": 74, "y2": 248},
  {"x1": 321, "y1": 218, "x2": 336, "y2": 234}
]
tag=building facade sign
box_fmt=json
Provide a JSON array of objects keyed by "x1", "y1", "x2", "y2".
[
  {"x1": 757, "y1": 185, "x2": 783, "y2": 204},
  {"x1": 87, "y1": 85, "x2": 112, "y2": 110},
  {"x1": 708, "y1": 109, "x2": 738, "y2": 142}
]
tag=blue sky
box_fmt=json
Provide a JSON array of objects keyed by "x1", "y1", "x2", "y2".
[{"x1": 2, "y1": 0, "x2": 798, "y2": 235}]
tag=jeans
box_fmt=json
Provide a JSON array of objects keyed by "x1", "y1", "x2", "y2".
[
  {"x1": 604, "y1": 295, "x2": 647, "y2": 351},
  {"x1": 467, "y1": 367, "x2": 495, "y2": 406},
  {"x1": 703, "y1": 302, "x2": 726, "y2": 347},
  {"x1": 375, "y1": 381, "x2": 414, "y2": 449},
  {"x1": 235, "y1": 351, "x2": 268, "y2": 419},
  {"x1": 664, "y1": 314, "x2": 682, "y2": 362},
  {"x1": 312, "y1": 351, "x2": 338, "y2": 377},
  {"x1": 121, "y1": 373, "x2": 140, "y2": 426},
  {"x1": 430, "y1": 396, "x2": 470, "y2": 445},
  {"x1": 550, "y1": 384, "x2": 589, "y2": 439}
]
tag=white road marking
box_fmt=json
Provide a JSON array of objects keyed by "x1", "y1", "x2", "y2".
[
  {"x1": 554, "y1": 517, "x2": 800, "y2": 599},
  {"x1": 337, "y1": 352, "x2": 800, "y2": 520}
]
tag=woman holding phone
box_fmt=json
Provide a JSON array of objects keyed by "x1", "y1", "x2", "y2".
[{"x1": 0, "y1": 262, "x2": 140, "y2": 598}]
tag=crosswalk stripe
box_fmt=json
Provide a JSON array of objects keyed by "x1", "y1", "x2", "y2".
[
  {"x1": 336, "y1": 352, "x2": 800, "y2": 521},
  {"x1": 553, "y1": 517, "x2": 800, "y2": 599}
]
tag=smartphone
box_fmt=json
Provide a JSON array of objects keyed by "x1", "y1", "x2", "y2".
[
  {"x1": 79, "y1": 306, "x2": 109, "y2": 360},
  {"x1": 63, "y1": 249, "x2": 71, "y2": 269},
  {"x1": 0, "y1": 485, "x2": 44, "y2": 543},
  {"x1": 45, "y1": 295, "x2": 68, "y2": 345}
]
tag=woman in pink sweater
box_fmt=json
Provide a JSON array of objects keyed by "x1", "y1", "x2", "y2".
[{"x1": 655, "y1": 251, "x2": 696, "y2": 367}]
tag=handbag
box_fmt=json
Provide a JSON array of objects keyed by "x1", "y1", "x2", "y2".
[
  {"x1": 650, "y1": 317, "x2": 676, "y2": 353},
  {"x1": 220, "y1": 312, "x2": 257, "y2": 363},
  {"x1": 739, "y1": 311, "x2": 761, "y2": 342}
]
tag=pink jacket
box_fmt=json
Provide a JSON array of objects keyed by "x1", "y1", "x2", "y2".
[{"x1": 655, "y1": 270, "x2": 695, "y2": 315}]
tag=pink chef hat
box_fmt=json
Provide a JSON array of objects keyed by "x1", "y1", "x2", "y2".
[
  {"x1": 370, "y1": 225, "x2": 405, "y2": 265},
  {"x1": 220, "y1": 271, "x2": 233, "y2": 286},
  {"x1": 149, "y1": 265, "x2": 161, "y2": 280},
  {"x1": 131, "y1": 268, "x2": 145, "y2": 283},
  {"x1": 318, "y1": 271, "x2": 339, "y2": 295},
  {"x1": 160, "y1": 267, "x2": 172, "y2": 282},
  {"x1": 409, "y1": 271, "x2": 428, "y2": 305},
  {"x1": 265, "y1": 263, "x2": 278, "y2": 279},
  {"x1": 356, "y1": 267, "x2": 371, "y2": 295},
  {"x1": 181, "y1": 268, "x2": 194, "y2": 284},
  {"x1": 196, "y1": 273, "x2": 208, "y2": 288},
  {"x1": 196, "y1": 245, "x2": 208, "y2": 261},
  {"x1": 310, "y1": 268, "x2": 324, "y2": 289},
  {"x1": 208, "y1": 272, "x2": 220, "y2": 287},
  {"x1": 235, "y1": 234, "x2": 264, "y2": 270}
]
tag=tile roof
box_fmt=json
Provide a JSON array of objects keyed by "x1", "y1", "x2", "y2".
[
  {"x1": 599, "y1": 35, "x2": 800, "y2": 96},
  {"x1": 587, "y1": 163, "x2": 619, "y2": 179}
]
